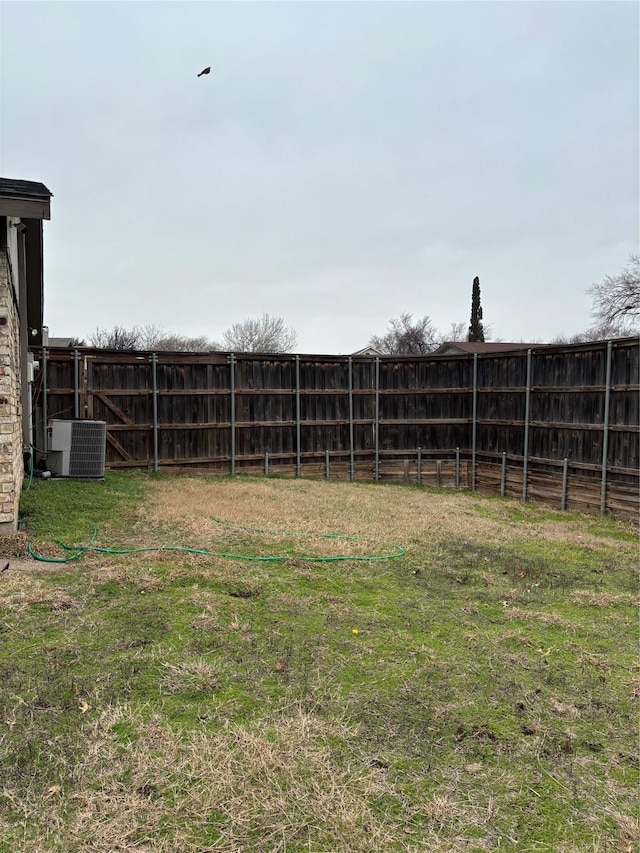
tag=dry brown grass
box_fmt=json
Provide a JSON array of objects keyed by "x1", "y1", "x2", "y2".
[
  {"x1": 513, "y1": 520, "x2": 638, "y2": 550},
  {"x1": 570, "y1": 589, "x2": 638, "y2": 608},
  {"x1": 144, "y1": 476, "x2": 507, "y2": 544},
  {"x1": 89, "y1": 566, "x2": 166, "y2": 592},
  {"x1": 3, "y1": 698, "x2": 540, "y2": 853},
  {"x1": 159, "y1": 660, "x2": 219, "y2": 694},
  {"x1": 0, "y1": 571, "x2": 80, "y2": 616},
  {"x1": 3, "y1": 703, "x2": 419, "y2": 852},
  {"x1": 143, "y1": 476, "x2": 639, "y2": 558},
  {"x1": 0, "y1": 531, "x2": 29, "y2": 558},
  {"x1": 610, "y1": 812, "x2": 640, "y2": 847},
  {"x1": 504, "y1": 607, "x2": 575, "y2": 627}
]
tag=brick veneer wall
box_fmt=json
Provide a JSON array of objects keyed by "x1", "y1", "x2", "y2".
[{"x1": 0, "y1": 251, "x2": 23, "y2": 530}]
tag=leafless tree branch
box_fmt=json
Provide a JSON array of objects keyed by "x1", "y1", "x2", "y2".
[
  {"x1": 219, "y1": 314, "x2": 297, "y2": 353},
  {"x1": 369, "y1": 313, "x2": 440, "y2": 355},
  {"x1": 588, "y1": 254, "x2": 640, "y2": 328}
]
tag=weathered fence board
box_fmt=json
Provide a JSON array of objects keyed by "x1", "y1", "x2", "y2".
[{"x1": 33, "y1": 338, "x2": 639, "y2": 520}]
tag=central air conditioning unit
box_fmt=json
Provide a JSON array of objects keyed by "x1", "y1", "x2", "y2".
[{"x1": 47, "y1": 419, "x2": 107, "y2": 478}]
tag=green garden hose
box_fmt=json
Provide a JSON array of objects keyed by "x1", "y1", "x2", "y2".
[
  {"x1": 27, "y1": 528, "x2": 99, "y2": 563},
  {"x1": 209, "y1": 515, "x2": 405, "y2": 558},
  {"x1": 26, "y1": 518, "x2": 405, "y2": 565}
]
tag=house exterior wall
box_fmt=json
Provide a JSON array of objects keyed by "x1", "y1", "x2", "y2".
[{"x1": 0, "y1": 243, "x2": 24, "y2": 530}]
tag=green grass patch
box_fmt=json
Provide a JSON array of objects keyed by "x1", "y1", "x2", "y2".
[
  {"x1": 2, "y1": 473, "x2": 638, "y2": 851},
  {"x1": 19, "y1": 470, "x2": 147, "y2": 544}
]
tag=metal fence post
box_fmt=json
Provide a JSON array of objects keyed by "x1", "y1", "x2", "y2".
[
  {"x1": 348, "y1": 356, "x2": 354, "y2": 482},
  {"x1": 455, "y1": 446, "x2": 460, "y2": 489},
  {"x1": 374, "y1": 357, "x2": 380, "y2": 481},
  {"x1": 151, "y1": 353, "x2": 159, "y2": 472},
  {"x1": 600, "y1": 340, "x2": 613, "y2": 514},
  {"x1": 471, "y1": 354, "x2": 478, "y2": 491},
  {"x1": 295, "y1": 355, "x2": 301, "y2": 477},
  {"x1": 265, "y1": 452, "x2": 269, "y2": 477},
  {"x1": 417, "y1": 446, "x2": 422, "y2": 485},
  {"x1": 561, "y1": 457, "x2": 569, "y2": 511},
  {"x1": 325, "y1": 449, "x2": 330, "y2": 480},
  {"x1": 229, "y1": 353, "x2": 236, "y2": 476},
  {"x1": 522, "y1": 349, "x2": 533, "y2": 503},
  {"x1": 73, "y1": 349, "x2": 80, "y2": 418},
  {"x1": 500, "y1": 451, "x2": 507, "y2": 497}
]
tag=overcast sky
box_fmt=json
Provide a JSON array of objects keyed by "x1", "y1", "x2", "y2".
[{"x1": 1, "y1": 1, "x2": 638, "y2": 353}]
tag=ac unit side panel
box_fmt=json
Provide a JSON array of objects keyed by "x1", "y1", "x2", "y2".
[
  {"x1": 47, "y1": 450, "x2": 69, "y2": 477},
  {"x1": 49, "y1": 420, "x2": 73, "y2": 452}
]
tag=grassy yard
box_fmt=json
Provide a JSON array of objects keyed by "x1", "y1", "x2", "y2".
[{"x1": 2, "y1": 472, "x2": 638, "y2": 852}]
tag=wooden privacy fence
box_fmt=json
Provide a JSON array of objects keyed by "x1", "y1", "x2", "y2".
[{"x1": 32, "y1": 338, "x2": 639, "y2": 520}]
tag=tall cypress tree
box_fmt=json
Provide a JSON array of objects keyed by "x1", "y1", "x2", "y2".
[{"x1": 468, "y1": 276, "x2": 485, "y2": 342}]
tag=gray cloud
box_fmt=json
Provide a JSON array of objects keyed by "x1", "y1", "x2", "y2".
[{"x1": 1, "y1": 1, "x2": 637, "y2": 352}]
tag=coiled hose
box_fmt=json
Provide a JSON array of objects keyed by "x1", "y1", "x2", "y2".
[{"x1": 27, "y1": 516, "x2": 405, "y2": 564}]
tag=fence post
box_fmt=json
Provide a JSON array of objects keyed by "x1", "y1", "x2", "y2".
[
  {"x1": 295, "y1": 354, "x2": 301, "y2": 477},
  {"x1": 471, "y1": 353, "x2": 478, "y2": 491},
  {"x1": 151, "y1": 353, "x2": 159, "y2": 472},
  {"x1": 265, "y1": 452, "x2": 269, "y2": 477},
  {"x1": 500, "y1": 451, "x2": 507, "y2": 497},
  {"x1": 417, "y1": 446, "x2": 422, "y2": 485},
  {"x1": 522, "y1": 349, "x2": 533, "y2": 503},
  {"x1": 73, "y1": 349, "x2": 80, "y2": 418},
  {"x1": 455, "y1": 446, "x2": 460, "y2": 489},
  {"x1": 374, "y1": 357, "x2": 380, "y2": 481},
  {"x1": 229, "y1": 353, "x2": 236, "y2": 476},
  {"x1": 348, "y1": 356, "x2": 354, "y2": 482},
  {"x1": 561, "y1": 457, "x2": 569, "y2": 510},
  {"x1": 325, "y1": 449, "x2": 330, "y2": 480},
  {"x1": 600, "y1": 340, "x2": 613, "y2": 514}
]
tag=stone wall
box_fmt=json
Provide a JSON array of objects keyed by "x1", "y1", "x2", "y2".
[{"x1": 0, "y1": 250, "x2": 23, "y2": 530}]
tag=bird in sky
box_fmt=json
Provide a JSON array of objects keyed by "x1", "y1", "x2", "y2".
[{"x1": 197, "y1": 67, "x2": 211, "y2": 78}]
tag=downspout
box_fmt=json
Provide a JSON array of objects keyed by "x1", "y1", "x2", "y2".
[{"x1": 16, "y1": 229, "x2": 29, "y2": 449}]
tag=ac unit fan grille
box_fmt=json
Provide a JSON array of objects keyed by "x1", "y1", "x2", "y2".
[{"x1": 69, "y1": 421, "x2": 106, "y2": 478}]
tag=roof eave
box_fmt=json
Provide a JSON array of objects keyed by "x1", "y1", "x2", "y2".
[{"x1": 0, "y1": 196, "x2": 51, "y2": 220}]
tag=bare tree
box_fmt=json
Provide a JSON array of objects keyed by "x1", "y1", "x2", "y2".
[
  {"x1": 216, "y1": 314, "x2": 297, "y2": 353},
  {"x1": 369, "y1": 313, "x2": 440, "y2": 355},
  {"x1": 550, "y1": 319, "x2": 639, "y2": 345},
  {"x1": 89, "y1": 325, "x2": 142, "y2": 350},
  {"x1": 439, "y1": 321, "x2": 467, "y2": 343},
  {"x1": 155, "y1": 333, "x2": 213, "y2": 352},
  {"x1": 551, "y1": 258, "x2": 640, "y2": 343},
  {"x1": 137, "y1": 325, "x2": 164, "y2": 350},
  {"x1": 89, "y1": 325, "x2": 215, "y2": 352},
  {"x1": 138, "y1": 325, "x2": 213, "y2": 352},
  {"x1": 588, "y1": 255, "x2": 640, "y2": 329}
]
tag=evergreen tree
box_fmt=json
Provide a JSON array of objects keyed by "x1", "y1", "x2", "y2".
[{"x1": 468, "y1": 276, "x2": 485, "y2": 342}]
